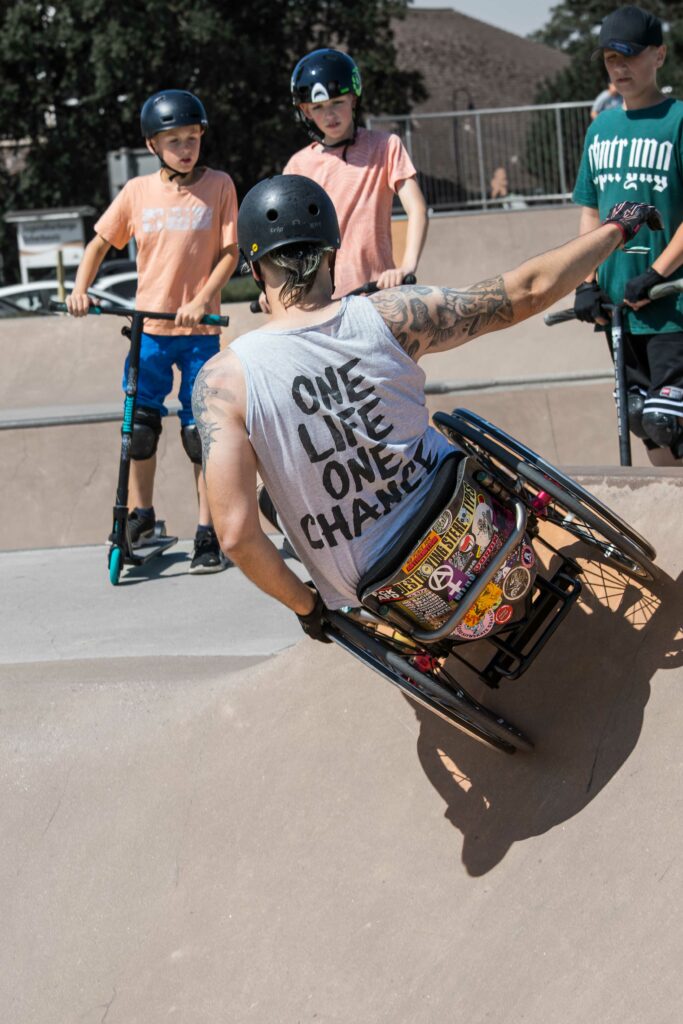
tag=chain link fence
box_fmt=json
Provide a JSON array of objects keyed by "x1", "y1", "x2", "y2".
[{"x1": 367, "y1": 101, "x2": 593, "y2": 212}]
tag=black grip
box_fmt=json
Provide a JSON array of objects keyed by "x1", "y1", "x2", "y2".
[
  {"x1": 544, "y1": 308, "x2": 577, "y2": 326},
  {"x1": 250, "y1": 299, "x2": 262, "y2": 314}
]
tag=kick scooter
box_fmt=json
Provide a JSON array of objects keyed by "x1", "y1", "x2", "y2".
[
  {"x1": 544, "y1": 277, "x2": 683, "y2": 467},
  {"x1": 50, "y1": 302, "x2": 229, "y2": 584}
]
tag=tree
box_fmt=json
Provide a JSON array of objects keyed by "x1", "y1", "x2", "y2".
[
  {"x1": 0, "y1": 0, "x2": 425, "y2": 281},
  {"x1": 530, "y1": 1, "x2": 683, "y2": 105}
]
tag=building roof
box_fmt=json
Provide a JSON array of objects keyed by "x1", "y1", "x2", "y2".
[{"x1": 392, "y1": 8, "x2": 569, "y2": 113}]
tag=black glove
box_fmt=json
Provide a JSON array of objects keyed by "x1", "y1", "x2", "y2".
[
  {"x1": 296, "y1": 589, "x2": 332, "y2": 644},
  {"x1": 574, "y1": 281, "x2": 611, "y2": 323},
  {"x1": 604, "y1": 201, "x2": 664, "y2": 243},
  {"x1": 624, "y1": 266, "x2": 666, "y2": 305}
]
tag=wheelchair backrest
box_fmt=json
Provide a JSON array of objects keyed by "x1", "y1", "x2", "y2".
[{"x1": 358, "y1": 454, "x2": 537, "y2": 642}]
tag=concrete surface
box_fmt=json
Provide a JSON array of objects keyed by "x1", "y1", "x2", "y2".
[
  {"x1": 4, "y1": 207, "x2": 683, "y2": 1023},
  {"x1": 2, "y1": 479, "x2": 683, "y2": 1024}
]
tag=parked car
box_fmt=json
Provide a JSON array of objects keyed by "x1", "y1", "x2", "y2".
[{"x1": 0, "y1": 280, "x2": 134, "y2": 316}]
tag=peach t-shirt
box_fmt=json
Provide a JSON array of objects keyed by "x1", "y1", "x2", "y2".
[
  {"x1": 95, "y1": 168, "x2": 237, "y2": 335},
  {"x1": 284, "y1": 128, "x2": 416, "y2": 297}
]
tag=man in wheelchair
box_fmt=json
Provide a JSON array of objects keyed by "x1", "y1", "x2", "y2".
[{"x1": 192, "y1": 175, "x2": 660, "y2": 644}]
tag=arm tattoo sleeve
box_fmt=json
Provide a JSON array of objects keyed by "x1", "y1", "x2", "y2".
[{"x1": 370, "y1": 278, "x2": 514, "y2": 357}]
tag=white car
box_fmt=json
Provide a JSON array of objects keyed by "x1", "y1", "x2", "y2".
[{"x1": 0, "y1": 279, "x2": 135, "y2": 315}]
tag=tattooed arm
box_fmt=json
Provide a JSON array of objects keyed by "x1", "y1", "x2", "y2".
[
  {"x1": 368, "y1": 221, "x2": 625, "y2": 358},
  {"x1": 191, "y1": 352, "x2": 316, "y2": 617}
]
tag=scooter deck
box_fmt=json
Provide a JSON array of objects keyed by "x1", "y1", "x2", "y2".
[
  {"x1": 108, "y1": 519, "x2": 178, "y2": 567},
  {"x1": 125, "y1": 534, "x2": 178, "y2": 566}
]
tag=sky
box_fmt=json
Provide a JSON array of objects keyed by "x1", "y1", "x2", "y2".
[{"x1": 409, "y1": 1, "x2": 556, "y2": 39}]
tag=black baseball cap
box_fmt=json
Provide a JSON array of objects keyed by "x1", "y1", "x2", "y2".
[{"x1": 593, "y1": 5, "x2": 663, "y2": 58}]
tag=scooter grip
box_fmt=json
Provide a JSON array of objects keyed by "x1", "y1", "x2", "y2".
[
  {"x1": 250, "y1": 300, "x2": 262, "y2": 314},
  {"x1": 202, "y1": 314, "x2": 230, "y2": 326},
  {"x1": 544, "y1": 308, "x2": 577, "y2": 325}
]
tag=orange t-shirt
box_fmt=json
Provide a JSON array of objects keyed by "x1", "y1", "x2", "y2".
[
  {"x1": 284, "y1": 128, "x2": 417, "y2": 298},
  {"x1": 95, "y1": 168, "x2": 237, "y2": 334}
]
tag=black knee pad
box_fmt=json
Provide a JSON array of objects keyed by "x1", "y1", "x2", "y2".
[
  {"x1": 642, "y1": 410, "x2": 682, "y2": 450},
  {"x1": 131, "y1": 406, "x2": 162, "y2": 460},
  {"x1": 626, "y1": 392, "x2": 648, "y2": 439},
  {"x1": 181, "y1": 424, "x2": 203, "y2": 465}
]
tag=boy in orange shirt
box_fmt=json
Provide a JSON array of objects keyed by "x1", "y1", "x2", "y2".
[
  {"x1": 67, "y1": 90, "x2": 239, "y2": 572},
  {"x1": 283, "y1": 48, "x2": 428, "y2": 298}
]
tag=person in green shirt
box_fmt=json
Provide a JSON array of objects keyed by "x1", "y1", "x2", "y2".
[{"x1": 573, "y1": 5, "x2": 683, "y2": 464}]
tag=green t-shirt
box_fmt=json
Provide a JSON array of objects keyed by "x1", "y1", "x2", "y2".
[{"x1": 573, "y1": 97, "x2": 683, "y2": 334}]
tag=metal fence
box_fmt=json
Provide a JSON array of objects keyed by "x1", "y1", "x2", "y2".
[{"x1": 366, "y1": 101, "x2": 593, "y2": 213}]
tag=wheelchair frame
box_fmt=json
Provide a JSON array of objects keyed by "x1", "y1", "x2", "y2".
[{"x1": 325, "y1": 409, "x2": 658, "y2": 755}]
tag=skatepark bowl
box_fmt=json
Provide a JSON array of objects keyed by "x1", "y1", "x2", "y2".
[{"x1": 3, "y1": 209, "x2": 683, "y2": 1023}]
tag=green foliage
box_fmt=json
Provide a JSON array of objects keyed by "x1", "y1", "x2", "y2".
[
  {"x1": 0, "y1": 0, "x2": 424, "y2": 281},
  {"x1": 530, "y1": 1, "x2": 683, "y2": 104}
]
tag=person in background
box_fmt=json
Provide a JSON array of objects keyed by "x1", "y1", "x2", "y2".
[
  {"x1": 573, "y1": 5, "x2": 683, "y2": 464},
  {"x1": 591, "y1": 80, "x2": 623, "y2": 120},
  {"x1": 67, "y1": 90, "x2": 239, "y2": 571},
  {"x1": 283, "y1": 48, "x2": 428, "y2": 299}
]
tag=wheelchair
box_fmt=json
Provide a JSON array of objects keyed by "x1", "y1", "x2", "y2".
[{"x1": 325, "y1": 409, "x2": 658, "y2": 755}]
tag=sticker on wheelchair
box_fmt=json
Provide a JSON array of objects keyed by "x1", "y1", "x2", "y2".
[{"x1": 364, "y1": 457, "x2": 537, "y2": 641}]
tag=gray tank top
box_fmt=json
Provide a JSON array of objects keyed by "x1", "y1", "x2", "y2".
[{"x1": 230, "y1": 295, "x2": 453, "y2": 608}]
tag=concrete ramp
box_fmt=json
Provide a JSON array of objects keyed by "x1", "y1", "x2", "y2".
[{"x1": 3, "y1": 476, "x2": 683, "y2": 1023}]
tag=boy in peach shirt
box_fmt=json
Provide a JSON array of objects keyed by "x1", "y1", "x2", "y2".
[
  {"x1": 284, "y1": 48, "x2": 428, "y2": 298},
  {"x1": 67, "y1": 90, "x2": 238, "y2": 572}
]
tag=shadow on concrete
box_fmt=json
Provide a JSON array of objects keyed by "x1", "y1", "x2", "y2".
[{"x1": 410, "y1": 564, "x2": 683, "y2": 877}]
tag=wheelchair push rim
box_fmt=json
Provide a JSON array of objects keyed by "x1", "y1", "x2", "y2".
[
  {"x1": 433, "y1": 409, "x2": 657, "y2": 581},
  {"x1": 328, "y1": 612, "x2": 533, "y2": 754}
]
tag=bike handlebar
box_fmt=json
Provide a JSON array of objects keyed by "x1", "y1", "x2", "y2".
[
  {"x1": 249, "y1": 273, "x2": 418, "y2": 313},
  {"x1": 49, "y1": 300, "x2": 229, "y2": 327},
  {"x1": 543, "y1": 276, "x2": 683, "y2": 326}
]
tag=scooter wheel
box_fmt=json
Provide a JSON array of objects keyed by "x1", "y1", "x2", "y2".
[{"x1": 109, "y1": 545, "x2": 123, "y2": 586}]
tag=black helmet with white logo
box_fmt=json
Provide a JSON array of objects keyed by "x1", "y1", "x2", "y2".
[
  {"x1": 238, "y1": 175, "x2": 341, "y2": 263},
  {"x1": 290, "y1": 49, "x2": 362, "y2": 141}
]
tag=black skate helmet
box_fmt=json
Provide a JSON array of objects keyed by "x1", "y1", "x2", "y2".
[
  {"x1": 290, "y1": 49, "x2": 362, "y2": 142},
  {"x1": 140, "y1": 90, "x2": 208, "y2": 139},
  {"x1": 238, "y1": 175, "x2": 341, "y2": 263}
]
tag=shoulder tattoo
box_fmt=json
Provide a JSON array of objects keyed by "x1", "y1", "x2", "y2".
[{"x1": 191, "y1": 364, "x2": 238, "y2": 475}]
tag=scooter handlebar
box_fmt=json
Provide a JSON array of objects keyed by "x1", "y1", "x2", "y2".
[
  {"x1": 545, "y1": 276, "x2": 683, "y2": 326},
  {"x1": 49, "y1": 300, "x2": 229, "y2": 327}
]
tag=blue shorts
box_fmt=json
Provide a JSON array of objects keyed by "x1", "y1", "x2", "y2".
[{"x1": 122, "y1": 333, "x2": 220, "y2": 427}]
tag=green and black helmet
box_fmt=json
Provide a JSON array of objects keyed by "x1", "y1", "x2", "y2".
[{"x1": 290, "y1": 49, "x2": 362, "y2": 141}]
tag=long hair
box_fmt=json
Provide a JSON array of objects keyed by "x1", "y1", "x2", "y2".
[{"x1": 261, "y1": 242, "x2": 333, "y2": 308}]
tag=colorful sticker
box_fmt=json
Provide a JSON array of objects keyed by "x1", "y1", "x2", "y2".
[
  {"x1": 454, "y1": 609, "x2": 495, "y2": 640},
  {"x1": 495, "y1": 604, "x2": 514, "y2": 625},
  {"x1": 521, "y1": 544, "x2": 535, "y2": 569},
  {"x1": 433, "y1": 508, "x2": 453, "y2": 535},
  {"x1": 428, "y1": 563, "x2": 474, "y2": 602},
  {"x1": 459, "y1": 533, "x2": 474, "y2": 554},
  {"x1": 503, "y1": 565, "x2": 532, "y2": 601},
  {"x1": 402, "y1": 530, "x2": 440, "y2": 574},
  {"x1": 472, "y1": 502, "x2": 495, "y2": 551}
]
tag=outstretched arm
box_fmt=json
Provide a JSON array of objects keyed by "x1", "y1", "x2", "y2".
[
  {"x1": 368, "y1": 220, "x2": 624, "y2": 359},
  {"x1": 191, "y1": 354, "x2": 315, "y2": 617}
]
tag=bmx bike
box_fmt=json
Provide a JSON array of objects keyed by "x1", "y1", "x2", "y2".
[
  {"x1": 324, "y1": 408, "x2": 657, "y2": 755},
  {"x1": 50, "y1": 301, "x2": 230, "y2": 585}
]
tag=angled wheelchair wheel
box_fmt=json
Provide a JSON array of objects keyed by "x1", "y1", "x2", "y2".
[
  {"x1": 434, "y1": 409, "x2": 657, "y2": 582},
  {"x1": 328, "y1": 612, "x2": 533, "y2": 754}
]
